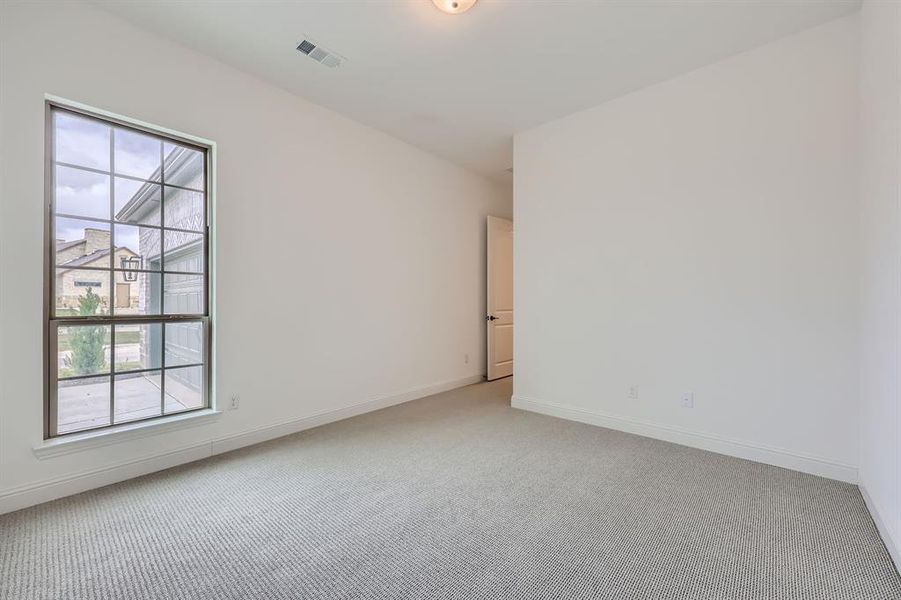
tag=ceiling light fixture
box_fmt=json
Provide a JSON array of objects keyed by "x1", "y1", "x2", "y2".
[{"x1": 431, "y1": 0, "x2": 477, "y2": 15}]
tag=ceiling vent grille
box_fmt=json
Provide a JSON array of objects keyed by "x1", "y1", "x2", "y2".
[{"x1": 296, "y1": 38, "x2": 345, "y2": 69}]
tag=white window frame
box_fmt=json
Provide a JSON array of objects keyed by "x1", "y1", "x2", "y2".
[{"x1": 44, "y1": 99, "x2": 215, "y2": 439}]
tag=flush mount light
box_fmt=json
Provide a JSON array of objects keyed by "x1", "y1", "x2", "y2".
[{"x1": 431, "y1": 0, "x2": 477, "y2": 14}]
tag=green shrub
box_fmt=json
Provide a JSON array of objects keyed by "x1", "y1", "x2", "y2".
[{"x1": 69, "y1": 288, "x2": 106, "y2": 375}]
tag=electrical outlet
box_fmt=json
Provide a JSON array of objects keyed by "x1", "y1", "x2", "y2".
[
  {"x1": 230, "y1": 395, "x2": 240, "y2": 410},
  {"x1": 681, "y1": 392, "x2": 694, "y2": 408},
  {"x1": 464, "y1": 353, "x2": 470, "y2": 364},
  {"x1": 627, "y1": 385, "x2": 639, "y2": 400}
]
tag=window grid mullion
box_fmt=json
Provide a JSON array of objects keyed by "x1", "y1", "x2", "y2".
[
  {"x1": 109, "y1": 126, "x2": 116, "y2": 426},
  {"x1": 160, "y1": 137, "x2": 167, "y2": 416},
  {"x1": 54, "y1": 161, "x2": 203, "y2": 194},
  {"x1": 53, "y1": 214, "x2": 206, "y2": 237},
  {"x1": 54, "y1": 264, "x2": 204, "y2": 277},
  {"x1": 58, "y1": 362, "x2": 203, "y2": 383}
]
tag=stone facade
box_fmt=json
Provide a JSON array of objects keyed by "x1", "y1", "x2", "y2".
[{"x1": 56, "y1": 229, "x2": 139, "y2": 314}]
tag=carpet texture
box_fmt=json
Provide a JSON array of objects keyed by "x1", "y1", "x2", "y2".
[{"x1": 2, "y1": 379, "x2": 899, "y2": 599}]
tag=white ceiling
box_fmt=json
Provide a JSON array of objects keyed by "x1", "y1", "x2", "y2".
[{"x1": 94, "y1": 0, "x2": 859, "y2": 183}]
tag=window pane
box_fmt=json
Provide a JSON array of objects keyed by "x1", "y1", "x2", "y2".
[
  {"x1": 163, "y1": 143, "x2": 204, "y2": 190},
  {"x1": 58, "y1": 324, "x2": 111, "y2": 378},
  {"x1": 163, "y1": 273, "x2": 204, "y2": 315},
  {"x1": 164, "y1": 230, "x2": 204, "y2": 273},
  {"x1": 115, "y1": 177, "x2": 161, "y2": 226},
  {"x1": 55, "y1": 218, "x2": 110, "y2": 268},
  {"x1": 165, "y1": 321, "x2": 203, "y2": 367},
  {"x1": 57, "y1": 376, "x2": 110, "y2": 434},
  {"x1": 54, "y1": 268, "x2": 109, "y2": 317},
  {"x1": 55, "y1": 111, "x2": 110, "y2": 171},
  {"x1": 55, "y1": 165, "x2": 109, "y2": 220},
  {"x1": 163, "y1": 186, "x2": 204, "y2": 231},
  {"x1": 115, "y1": 323, "x2": 161, "y2": 373},
  {"x1": 114, "y1": 128, "x2": 161, "y2": 181},
  {"x1": 113, "y1": 270, "x2": 161, "y2": 316},
  {"x1": 164, "y1": 366, "x2": 203, "y2": 414},
  {"x1": 114, "y1": 372, "x2": 162, "y2": 424},
  {"x1": 114, "y1": 224, "x2": 161, "y2": 271}
]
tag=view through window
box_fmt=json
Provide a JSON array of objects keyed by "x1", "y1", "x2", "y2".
[{"x1": 47, "y1": 104, "x2": 211, "y2": 437}]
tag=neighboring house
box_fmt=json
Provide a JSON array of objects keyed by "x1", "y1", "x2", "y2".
[{"x1": 56, "y1": 228, "x2": 139, "y2": 314}]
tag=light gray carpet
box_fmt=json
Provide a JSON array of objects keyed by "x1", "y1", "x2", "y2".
[{"x1": 2, "y1": 378, "x2": 899, "y2": 599}]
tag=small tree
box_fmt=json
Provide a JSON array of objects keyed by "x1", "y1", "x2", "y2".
[{"x1": 69, "y1": 288, "x2": 106, "y2": 375}]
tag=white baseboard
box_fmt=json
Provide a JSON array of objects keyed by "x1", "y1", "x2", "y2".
[
  {"x1": 860, "y1": 483, "x2": 901, "y2": 574},
  {"x1": 0, "y1": 442, "x2": 213, "y2": 516},
  {"x1": 210, "y1": 374, "x2": 483, "y2": 455},
  {"x1": 511, "y1": 395, "x2": 858, "y2": 484},
  {"x1": 0, "y1": 374, "x2": 483, "y2": 515}
]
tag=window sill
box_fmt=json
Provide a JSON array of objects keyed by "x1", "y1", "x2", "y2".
[{"x1": 33, "y1": 409, "x2": 222, "y2": 459}]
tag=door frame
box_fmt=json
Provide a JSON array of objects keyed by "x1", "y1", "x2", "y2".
[{"x1": 486, "y1": 215, "x2": 513, "y2": 381}]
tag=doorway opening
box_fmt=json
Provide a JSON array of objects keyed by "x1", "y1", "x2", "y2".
[{"x1": 486, "y1": 216, "x2": 513, "y2": 381}]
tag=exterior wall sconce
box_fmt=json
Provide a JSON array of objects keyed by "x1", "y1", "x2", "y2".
[{"x1": 121, "y1": 257, "x2": 141, "y2": 281}]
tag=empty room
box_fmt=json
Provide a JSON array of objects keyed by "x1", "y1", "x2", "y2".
[{"x1": 1, "y1": 0, "x2": 899, "y2": 598}]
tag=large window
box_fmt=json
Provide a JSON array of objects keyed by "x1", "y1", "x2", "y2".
[{"x1": 46, "y1": 103, "x2": 211, "y2": 438}]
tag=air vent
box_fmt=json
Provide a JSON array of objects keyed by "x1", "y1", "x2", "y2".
[
  {"x1": 297, "y1": 40, "x2": 316, "y2": 55},
  {"x1": 296, "y1": 37, "x2": 345, "y2": 69}
]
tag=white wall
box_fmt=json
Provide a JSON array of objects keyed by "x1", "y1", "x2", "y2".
[
  {"x1": 0, "y1": 1, "x2": 510, "y2": 512},
  {"x1": 858, "y1": 0, "x2": 901, "y2": 568},
  {"x1": 513, "y1": 16, "x2": 860, "y2": 482}
]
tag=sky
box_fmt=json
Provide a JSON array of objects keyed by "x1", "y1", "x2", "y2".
[{"x1": 54, "y1": 112, "x2": 186, "y2": 245}]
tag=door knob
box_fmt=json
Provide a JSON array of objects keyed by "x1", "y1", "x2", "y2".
[{"x1": 486, "y1": 315, "x2": 498, "y2": 321}]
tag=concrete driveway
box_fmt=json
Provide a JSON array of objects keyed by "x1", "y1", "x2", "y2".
[{"x1": 57, "y1": 371, "x2": 202, "y2": 434}]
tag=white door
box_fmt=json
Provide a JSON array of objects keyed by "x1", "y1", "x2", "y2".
[{"x1": 487, "y1": 216, "x2": 513, "y2": 380}]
